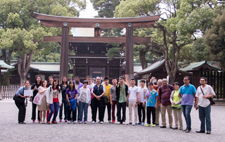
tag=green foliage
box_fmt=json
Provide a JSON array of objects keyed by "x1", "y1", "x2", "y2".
[
  {"x1": 192, "y1": 38, "x2": 211, "y2": 61},
  {"x1": 172, "y1": 44, "x2": 195, "y2": 63},
  {"x1": 114, "y1": 0, "x2": 161, "y2": 17},
  {"x1": 0, "y1": 0, "x2": 87, "y2": 61},
  {"x1": 91, "y1": 0, "x2": 122, "y2": 37},
  {"x1": 204, "y1": 10, "x2": 225, "y2": 69},
  {"x1": 0, "y1": 28, "x2": 49, "y2": 56},
  {"x1": 105, "y1": 47, "x2": 122, "y2": 60},
  {"x1": 91, "y1": 0, "x2": 120, "y2": 17},
  {"x1": 0, "y1": 0, "x2": 87, "y2": 84},
  {"x1": 115, "y1": 0, "x2": 218, "y2": 83}
]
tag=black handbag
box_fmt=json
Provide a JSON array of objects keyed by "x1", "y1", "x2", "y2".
[
  {"x1": 200, "y1": 87, "x2": 215, "y2": 105},
  {"x1": 13, "y1": 88, "x2": 25, "y2": 103}
]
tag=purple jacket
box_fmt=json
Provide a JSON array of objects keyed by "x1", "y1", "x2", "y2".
[{"x1": 74, "y1": 82, "x2": 83, "y2": 93}]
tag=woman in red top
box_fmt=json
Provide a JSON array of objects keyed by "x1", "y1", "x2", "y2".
[{"x1": 46, "y1": 79, "x2": 62, "y2": 124}]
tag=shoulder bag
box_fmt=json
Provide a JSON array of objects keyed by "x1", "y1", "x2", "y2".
[
  {"x1": 13, "y1": 88, "x2": 25, "y2": 103},
  {"x1": 200, "y1": 87, "x2": 215, "y2": 105}
]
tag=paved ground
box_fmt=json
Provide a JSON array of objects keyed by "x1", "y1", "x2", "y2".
[{"x1": 0, "y1": 99, "x2": 225, "y2": 142}]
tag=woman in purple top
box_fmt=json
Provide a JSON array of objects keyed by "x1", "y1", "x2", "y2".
[{"x1": 66, "y1": 81, "x2": 78, "y2": 124}]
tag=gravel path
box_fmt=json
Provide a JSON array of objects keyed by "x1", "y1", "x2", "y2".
[{"x1": 0, "y1": 100, "x2": 224, "y2": 142}]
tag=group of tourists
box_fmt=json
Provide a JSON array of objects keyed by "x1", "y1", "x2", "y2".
[{"x1": 14, "y1": 75, "x2": 216, "y2": 134}]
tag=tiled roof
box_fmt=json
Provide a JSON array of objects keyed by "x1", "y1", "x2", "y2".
[
  {"x1": 0, "y1": 60, "x2": 14, "y2": 69},
  {"x1": 30, "y1": 62, "x2": 60, "y2": 72},
  {"x1": 136, "y1": 59, "x2": 165, "y2": 75},
  {"x1": 180, "y1": 61, "x2": 220, "y2": 71}
]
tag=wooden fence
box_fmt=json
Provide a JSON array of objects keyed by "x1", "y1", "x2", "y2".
[
  {"x1": 202, "y1": 71, "x2": 225, "y2": 100},
  {"x1": 0, "y1": 85, "x2": 20, "y2": 99}
]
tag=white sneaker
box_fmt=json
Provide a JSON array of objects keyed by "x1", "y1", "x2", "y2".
[
  {"x1": 132, "y1": 123, "x2": 136, "y2": 126},
  {"x1": 100, "y1": 121, "x2": 103, "y2": 124},
  {"x1": 73, "y1": 121, "x2": 77, "y2": 124},
  {"x1": 117, "y1": 121, "x2": 120, "y2": 125},
  {"x1": 108, "y1": 120, "x2": 112, "y2": 123},
  {"x1": 67, "y1": 121, "x2": 70, "y2": 124},
  {"x1": 79, "y1": 121, "x2": 82, "y2": 124},
  {"x1": 141, "y1": 123, "x2": 145, "y2": 126},
  {"x1": 92, "y1": 121, "x2": 96, "y2": 124},
  {"x1": 122, "y1": 122, "x2": 126, "y2": 125},
  {"x1": 84, "y1": 121, "x2": 87, "y2": 124}
]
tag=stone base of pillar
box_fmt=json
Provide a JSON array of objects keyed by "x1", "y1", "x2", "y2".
[{"x1": 125, "y1": 74, "x2": 134, "y2": 87}]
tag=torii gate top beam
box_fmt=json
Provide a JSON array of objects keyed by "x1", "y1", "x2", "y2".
[{"x1": 34, "y1": 12, "x2": 160, "y2": 28}]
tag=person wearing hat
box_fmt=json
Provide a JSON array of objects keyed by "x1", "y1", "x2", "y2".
[
  {"x1": 103, "y1": 77, "x2": 112, "y2": 123},
  {"x1": 77, "y1": 80, "x2": 91, "y2": 124}
]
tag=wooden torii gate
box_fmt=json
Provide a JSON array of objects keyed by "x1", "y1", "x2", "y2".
[{"x1": 34, "y1": 13, "x2": 160, "y2": 84}]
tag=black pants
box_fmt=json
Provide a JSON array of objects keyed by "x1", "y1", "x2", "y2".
[
  {"x1": 92, "y1": 97, "x2": 104, "y2": 122},
  {"x1": 103, "y1": 102, "x2": 111, "y2": 121},
  {"x1": 59, "y1": 98, "x2": 68, "y2": 120},
  {"x1": 147, "y1": 106, "x2": 155, "y2": 124},
  {"x1": 67, "y1": 106, "x2": 76, "y2": 121},
  {"x1": 15, "y1": 102, "x2": 26, "y2": 123},
  {"x1": 91, "y1": 98, "x2": 94, "y2": 117},
  {"x1": 31, "y1": 103, "x2": 40, "y2": 121},
  {"x1": 117, "y1": 102, "x2": 126, "y2": 123},
  {"x1": 138, "y1": 103, "x2": 145, "y2": 123}
]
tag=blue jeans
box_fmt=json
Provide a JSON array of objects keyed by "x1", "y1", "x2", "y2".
[
  {"x1": 199, "y1": 105, "x2": 211, "y2": 131},
  {"x1": 182, "y1": 105, "x2": 192, "y2": 130},
  {"x1": 79, "y1": 102, "x2": 88, "y2": 121},
  {"x1": 48, "y1": 102, "x2": 59, "y2": 122},
  {"x1": 59, "y1": 98, "x2": 68, "y2": 120}
]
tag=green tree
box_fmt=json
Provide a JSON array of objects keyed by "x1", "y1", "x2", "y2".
[
  {"x1": 205, "y1": 9, "x2": 225, "y2": 69},
  {"x1": 192, "y1": 38, "x2": 211, "y2": 61},
  {"x1": 133, "y1": 28, "x2": 162, "y2": 69},
  {"x1": 90, "y1": 0, "x2": 122, "y2": 37},
  {"x1": 0, "y1": 0, "x2": 86, "y2": 85},
  {"x1": 115, "y1": 0, "x2": 217, "y2": 83}
]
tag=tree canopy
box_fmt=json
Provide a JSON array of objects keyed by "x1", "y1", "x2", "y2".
[
  {"x1": 0, "y1": 0, "x2": 86, "y2": 85},
  {"x1": 205, "y1": 9, "x2": 225, "y2": 69},
  {"x1": 115, "y1": 0, "x2": 218, "y2": 83}
]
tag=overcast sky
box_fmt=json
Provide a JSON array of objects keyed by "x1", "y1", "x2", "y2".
[
  {"x1": 79, "y1": 0, "x2": 98, "y2": 18},
  {"x1": 71, "y1": 0, "x2": 97, "y2": 36}
]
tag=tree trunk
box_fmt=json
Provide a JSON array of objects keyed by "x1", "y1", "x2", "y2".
[
  {"x1": 168, "y1": 71, "x2": 176, "y2": 84},
  {"x1": 159, "y1": 24, "x2": 180, "y2": 85},
  {"x1": 18, "y1": 50, "x2": 34, "y2": 86},
  {"x1": 20, "y1": 71, "x2": 27, "y2": 86},
  {"x1": 139, "y1": 50, "x2": 148, "y2": 69}
]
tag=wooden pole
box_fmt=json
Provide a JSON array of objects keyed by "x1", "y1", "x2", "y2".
[
  {"x1": 0, "y1": 68, "x2": 2, "y2": 100},
  {"x1": 73, "y1": 65, "x2": 76, "y2": 80},
  {"x1": 125, "y1": 27, "x2": 134, "y2": 87},
  {"x1": 94, "y1": 28, "x2": 101, "y2": 37},
  {"x1": 60, "y1": 26, "x2": 69, "y2": 83}
]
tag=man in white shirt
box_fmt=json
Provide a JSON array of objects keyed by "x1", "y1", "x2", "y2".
[
  {"x1": 196, "y1": 77, "x2": 216, "y2": 134},
  {"x1": 127, "y1": 79, "x2": 138, "y2": 125},
  {"x1": 86, "y1": 76, "x2": 95, "y2": 121},
  {"x1": 137, "y1": 79, "x2": 147, "y2": 126}
]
